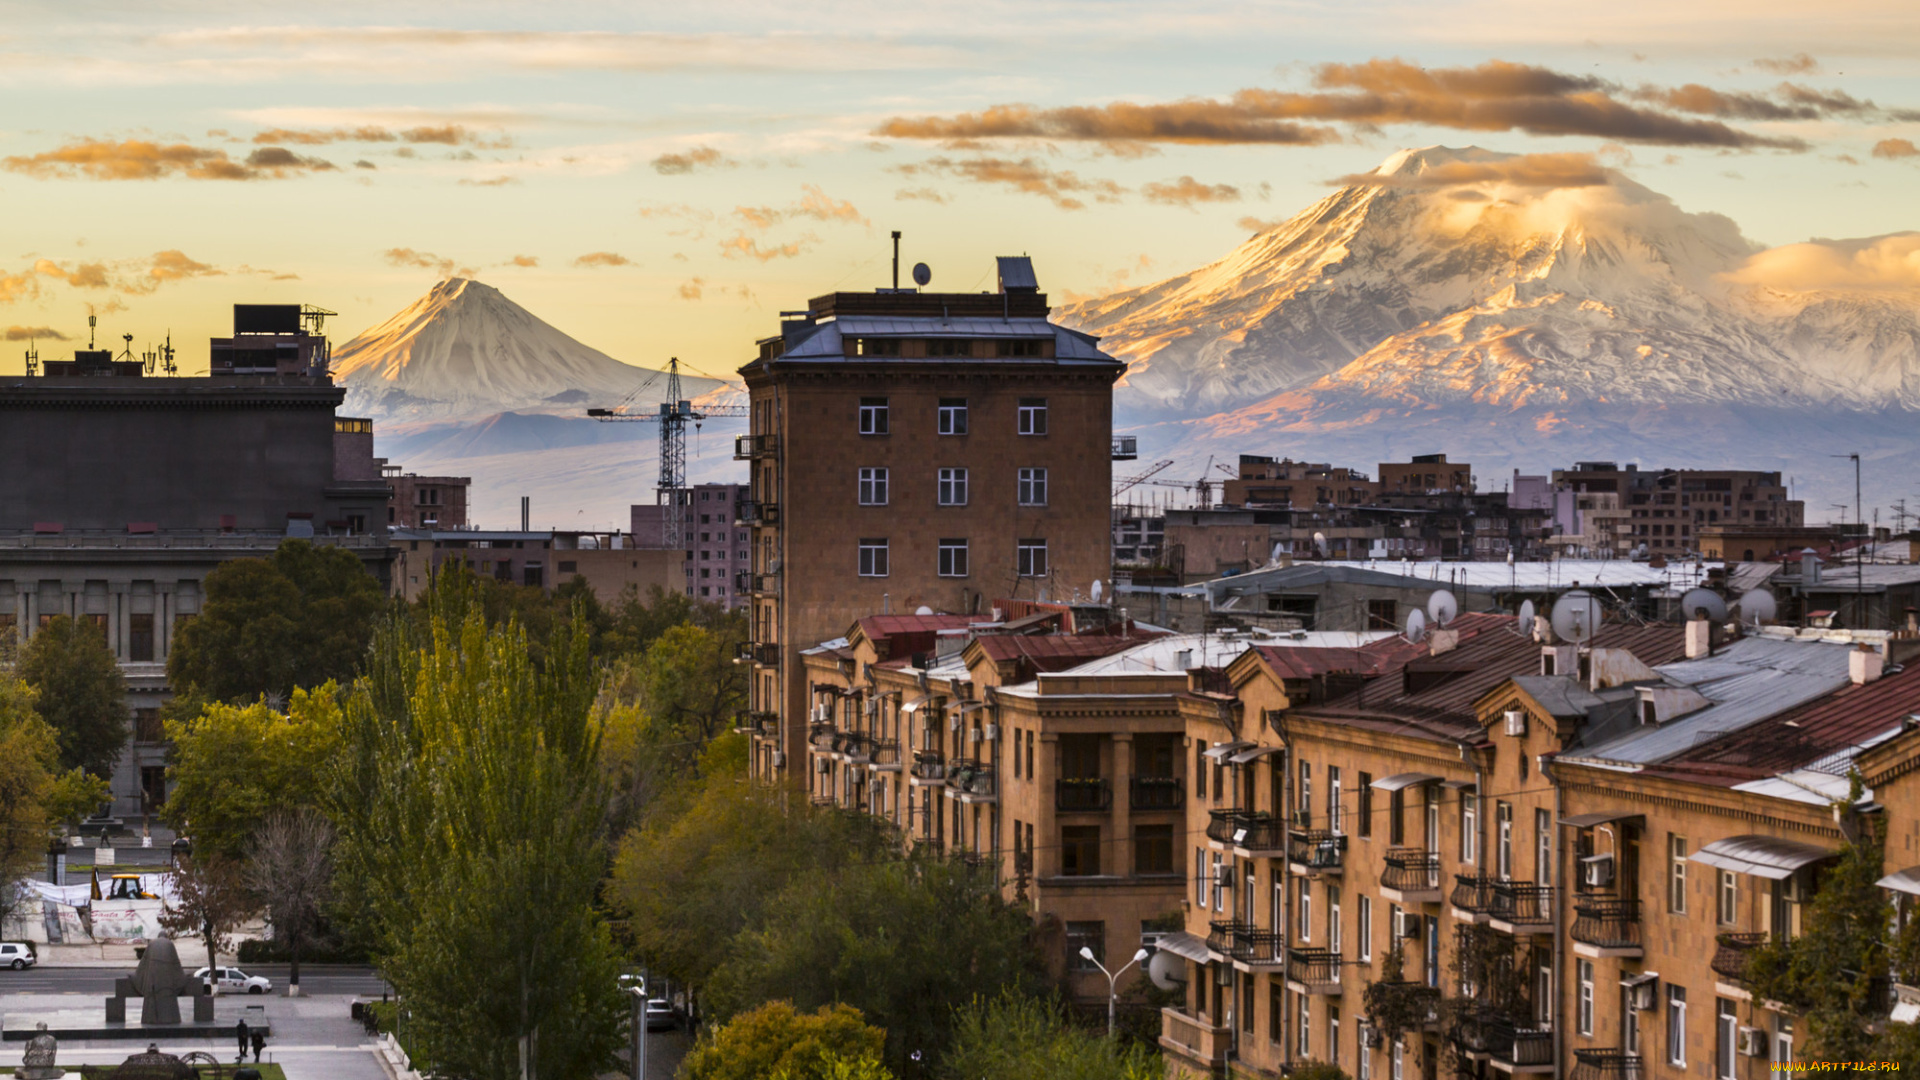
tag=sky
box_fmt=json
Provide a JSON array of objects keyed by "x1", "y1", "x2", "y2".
[{"x1": 1, "y1": 0, "x2": 1917, "y2": 379}]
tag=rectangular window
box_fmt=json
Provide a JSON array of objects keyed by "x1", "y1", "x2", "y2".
[
  {"x1": 1328, "y1": 766, "x2": 1343, "y2": 833},
  {"x1": 1065, "y1": 921, "x2": 1104, "y2": 970},
  {"x1": 858, "y1": 467, "x2": 889, "y2": 505},
  {"x1": 1027, "y1": 730, "x2": 1034, "y2": 779},
  {"x1": 1578, "y1": 960, "x2": 1594, "y2": 1036},
  {"x1": 1196, "y1": 847, "x2": 1208, "y2": 909},
  {"x1": 1296, "y1": 989, "x2": 1311, "y2": 1056},
  {"x1": 1718, "y1": 870, "x2": 1737, "y2": 925},
  {"x1": 1536, "y1": 808, "x2": 1552, "y2": 884},
  {"x1": 1670, "y1": 834, "x2": 1688, "y2": 914},
  {"x1": 938, "y1": 398, "x2": 968, "y2": 436},
  {"x1": 1391, "y1": 1039, "x2": 1403, "y2": 1080},
  {"x1": 1299, "y1": 759, "x2": 1312, "y2": 817},
  {"x1": 1716, "y1": 999, "x2": 1737, "y2": 1080},
  {"x1": 859, "y1": 397, "x2": 889, "y2": 435},
  {"x1": 1497, "y1": 801, "x2": 1513, "y2": 878},
  {"x1": 1328, "y1": 885, "x2": 1343, "y2": 953},
  {"x1": 1667, "y1": 985, "x2": 1688, "y2": 1066},
  {"x1": 1462, "y1": 797, "x2": 1478, "y2": 865},
  {"x1": 1012, "y1": 729, "x2": 1022, "y2": 779},
  {"x1": 937, "y1": 467, "x2": 969, "y2": 506},
  {"x1": 1424, "y1": 916, "x2": 1439, "y2": 987},
  {"x1": 1773, "y1": 1018, "x2": 1793, "y2": 1066},
  {"x1": 1270, "y1": 979, "x2": 1284, "y2": 1044},
  {"x1": 1242, "y1": 973, "x2": 1255, "y2": 1035},
  {"x1": 1017, "y1": 396, "x2": 1047, "y2": 435},
  {"x1": 1388, "y1": 789, "x2": 1404, "y2": 845},
  {"x1": 1062, "y1": 826, "x2": 1101, "y2": 876},
  {"x1": 1358, "y1": 895, "x2": 1372, "y2": 961},
  {"x1": 1017, "y1": 539, "x2": 1048, "y2": 578},
  {"x1": 1328, "y1": 1008, "x2": 1341, "y2": 1067},
  {"x1": 1018, "y1": 467, "x2": 1048, "y2": 506},
  {"x1": 937, "y1": 539, "x2": 969, "y2": 578},
  {"x1": 1299, "y1": 881, "x2": 1313, "y2": 941},
  {"x1": 128, "y1": 613, "x2": 154, "y2": 662},
  {"x1": 1212, "y1": 851, "x2": 1224, "y2": 910},
  {"x1": 133, "y1": 708, "x2": 164, "y2": 743},
  {"x1": 1135, "y1": 824, "x2": 1174, "y2": 874},
  {"x1": 1358, "y1": 773, "x2": 1372, "y2": 838},
  {"x1": 1388, "y1": 903, "x2": 1402, "y2": 949},
  {"x1": 858, "y1": 539, "x2": 889, "y2": 577},
  {"x1": 1358, "y1": 1029, "x2": 1371, "y2": 1080}
]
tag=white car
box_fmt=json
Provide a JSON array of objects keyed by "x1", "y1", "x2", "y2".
[
  {"x1": 0, "y1": 943, "x2": 34, "y2": 970},
  {"x1": 645, "y1": 999, "x2": 676, "y2": 1031},
  {"x1": 193, "y1": 965, "x2": 272, "y2": 995}
]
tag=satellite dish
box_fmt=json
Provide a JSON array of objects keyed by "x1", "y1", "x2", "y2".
[
  {"x1": 1679, "y1": 588, "x2": 1728, "y2": 623},
  {"x1": 1090, "y1": 579, "x2": 1104, "y2": 602},
  {"x1": 914, "y1": 605, "x2": 934, "y2": 616},
  {"x1": 1313, "y1": 531, "x2": 1328, "y2": 556},
  {"x1": 912, "y1": 262, "x2": 931, "y2": 286},
  {"x1": 1271, "y1": 542, "x2": 1285, "y2": 565},
  {"x1": 1147, "y1": 948, "x2": 1187, "y2": 990},
  {"x1": 1404, "y1": 608, "x2": 1427, "y2": 643},
  {"x1": 1517, "y1": 599, "x2": 1536, "y2": 634},
  {"x1": 1734, "y1": 588, "x2": 1777, "y2": 626},
  {"x1": 1549, "y1": 590, "x2": 1602, "y2": 645},
  {"x1": 1428, "y1": 589, "x2": 1459, "y2": 627}
]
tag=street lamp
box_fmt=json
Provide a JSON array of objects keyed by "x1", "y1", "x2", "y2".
[
  {"x1": 1080, "y1": 946, "x2": 1150, "y2": 1038},
  {"x1": 623, "y1": 981, "x2": 648, "y2": 1080}
]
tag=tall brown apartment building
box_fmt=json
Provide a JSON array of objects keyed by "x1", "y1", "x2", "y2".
[
  {"x1": 737, "y1": 257, "x2": 1127, "y2": 782},
  {"x1": 1551, "y1": 463, "x2": 1804, "y2": 558}
]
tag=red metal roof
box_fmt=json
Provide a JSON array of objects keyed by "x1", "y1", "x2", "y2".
[
  {"x1": 973, "y1": 633, "x2": 1143, "y2": 673},
  {"x1": 1652, "y1": 660, "x2": 1920, "y2": 785}
]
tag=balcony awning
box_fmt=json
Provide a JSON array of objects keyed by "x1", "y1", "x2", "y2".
[
  {"x1": 1371, "y1": 772, "x2": 1442, "y2": 792},
  {"x1": 1619, "y1": 971, "x2": 1659, "y2": 989},
  {"x1": 1153, "y1": 930, "x2": 1212, "y2": 963},
  {"x1": 1894, "y1": 999, "x2": 1920, "y2": 1025},
  {"x1": 958, "y1": 701, "x2": 988, "y2": 713},
  {"x1": 1559, "y1": 810, "x2": 1644, "y2": 829},
  {"x1": 1228, "y1": 745, "x2": 1285, "y2": 765},
  {"x1": 1202, "y1": 741, "x2": 1255, "y2": 761},
  {"x1": 1877, "y1": 866, "x2": 1920, "y2": 897},
  {"x1": 1441, "y1": 779, "x2": 1476, "y2": 791},
  {"x1": 1688, "y1": 835, "x2": 1836, "y2": 880},
  {"x1": 900, "y1": 696, "x2": 931, "y2": 714}
]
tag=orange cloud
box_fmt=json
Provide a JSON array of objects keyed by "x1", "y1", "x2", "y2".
[
  {"x1": 251, "y1": 124, "x2": 511, "y2": 148},
  {"x1": 1725, "y1": 233, "x2": 1920, "y2": 291},
  {"x1": 574, "y1": 251, "x2": 631, "y2": 268},
  {"x1": 732, "y1": 185, "x2": 866, "y2": 230},
  {"x1": 384, "y1": 248, "x2": 460, "y2": 275},
  {"x1": 895, "y1": 187, "x2": 946, "y2": 203},
  {"x1": 1752, "y1": 53, "x2": 1819, "y2": 75},
  {"x1": 32, "y1": 260, "x2": 112, "y2": 288},
  {"x1": 508, "y1": 255, "x2": 539, "y2": 267},
  {"x1": 5, "y1": 326, "x2": 68, "y2": 341},
  {"x1": 1238, "y1": 216, "x2": 1285, "y2": 233},
  {"x1": 459, "y1": 176, "x2": 519, "y2": 187},
  {"x1": 719, "y1": 234, "x2": 811, "y2": 262},
  {"x1": 651, "y1": 146, "x2": 735, "y2": 175},
  {"x1": 892, "y1": 156, "x2": 1123, "y2": 210},
  {"x1": 678, "y1": 278, "x2": 704, "y2": 300},
  {"x1": 1873, "y1": 138, "x2": 1919, "y2": 160},
  {"x1": 1335, "y1": 151, "x2": 1612, "y2": 190},
  {"x1": 2, "y1": 139, "x2": 336, "y2": 180},
  {"x1": 1142, "y1": 176, "x2": 1242, "y2": 208}
]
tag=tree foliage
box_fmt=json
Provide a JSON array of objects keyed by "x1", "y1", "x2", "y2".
[
  {"x1": 158, "y1": 853, "x2": 252, "y2": 972},
  {"x1": 940, "y1": 992, "x2": 1161, "y2": 1080},
  {"x1": 167, "y1": 540, "x2": 385, "y2": 702},
  {"x1": 328, "y1": 606, "x2": 621, "y2": 1080},
  {"x1": 0, "y1": 673, "x2": 59, "y2": 933},
  {"x1": 17, "y1": 615, "x2": 127, "y2": 778},
  {"x1": 682, "y1": 1002, "x2": 889, "y2": 1080},
  {"x1": 161, "y1": 685, "x2": 344, "y2": 862},
  {"x1": 245, "y1": 808, "x2": 334, "y2": 991}
]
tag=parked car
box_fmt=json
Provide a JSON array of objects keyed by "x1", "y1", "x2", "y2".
[
  {"x1": 193, "y1": 966, "x2": 272, "y2": 994},
  {"x1": 645, "y1": 998, "x2": 676, "y2": 1031},
  {"x1": 0, "y1": 943, "x2": 34, "y2": 970}
]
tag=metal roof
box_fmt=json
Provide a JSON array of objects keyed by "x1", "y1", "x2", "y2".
[
  {"x1": 1560, "y1": 810, "x2": 1644, "y2": 828},
  {"x1": 1155, "y1": 930, "x2": 1212, "y2": 963},
  {"x1": 1687, "y1": 834, "x2": 1836, "y2": 880},
  {"x1": 1202, "y1": 741, "x2": 1255, "y2": 760},
  {"x1": 1371, "y1": 772, "x2": 1443, "y2": 791},
  {"x1": 773, "y1": 317, "x2": 1116, "y2": 363},
  {"x1": 1209, "y1": 558, "x2": 1715, "y2": 600},
  {"x1": 1658, "y1": 666, "x2": 1920, "y2": 787},
  {"x1": 1877, "y1": 866, "x2": 1920, "y2": 897},
  {"x1": 1228, "y1": 745, "x2": 1285, "y2": 765}
]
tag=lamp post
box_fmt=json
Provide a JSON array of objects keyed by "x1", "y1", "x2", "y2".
[
  {"x1": 625, "y1": 983, "x2": 648, "y2": 1080},
  {"x1": 1080, "y1": 946, "x2": 1150, "y2": 1038}
]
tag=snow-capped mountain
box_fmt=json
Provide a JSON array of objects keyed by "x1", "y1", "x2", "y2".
[
  {"x1": 1063, "y1": 147, "x2": 1920, "y2": 510},
  {"x1": 332, "y1": 278, "x2": 722, "y2": 422}
]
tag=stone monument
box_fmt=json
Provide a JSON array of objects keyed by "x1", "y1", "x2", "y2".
[
  {"x1": 14, "y1": 1022, "x2": 59, "y2": 1079},
  {"x1": 105, "y1": 933, "x2": 201, "y2": 1025}
]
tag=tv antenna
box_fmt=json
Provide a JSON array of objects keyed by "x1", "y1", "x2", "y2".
[
  {"x1": 587, "y1": 357, "x2": 748, "y2": 549},
  {"x1": 118, "y1": 333, "x2": 134, "y2": 361},
  {"x1": 23, "y1": 340, "x2": 37, "y2": 377},
  {"x1": 87, "y1": 313, "x2": 97, "y2": 349}
]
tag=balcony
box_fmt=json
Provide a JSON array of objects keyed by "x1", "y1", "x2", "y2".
[
  {"x1": 867, "y1": 738, "x2": 902, "y2": 770},
  {"x1": 1381, "y1": 848, "x2": 1442, "y2": 903},
  {"x1": 734, "y1": 641, "x2": 780, "y2": 666},
  {"x1": 1490, "y1": 881, "x2": 1555, "y2": 932},
  {"x1": 1055, "y1": 778, "x2": 1112, "y2": 812},
  {"x1": 1288, "y1": 829, "x2": 1348, "y2": 875},
  {"x1": 1571, "y1": 1049, "x2": 1642, "y2": 1080},
  {"x1": 1129, "y1": 775, "x2": 1184, "y2": 810},
  {"x1": 1206, "y1": 920, "x2": 1282, "y2": 967},
  {"x1": 1485, "y1": 1013, "x2": 1554, "y2": 1071},
  {"x1": 830, "y1": 731, "x2": 874, "y2": 762},
  {"x1": 1159, "y1": 1008, "x2": 1230, "y2": 1071},
  {"x1": 1206, "y1": 809, "x2": 1282, "y2": 854},
  {"x1": 808, "y1": 725, "x2": 838, "y2": 751},
  {"x1": 1286, "y1": 947, "x2": 1343, "y2": 994},
  {"x1": 1112, "y1": 435, "x2": 1138, "y2": 460},
  {"x1": 947, "y1": 759, "x2": 996, "y2": 801},
  {"x1": 733, "y1": 433, "x2": 779, "y2": 460},
  {"x1": 909, "y1": 750, "x2": 946, "y2": 785},
  {"x1": 1368, "y1": 981, "x2": 1440, "y2": 1027},
  {"x1": 734, "y1": 501, "x2": 779, "y2": 527},
  {"x1": 1711, "y1": 931, "x2": 1768, "y2": 985},
  {"x1": 809, "y1": 794, "x2": 838, "y2": 808},
  {"x1": 732, "y1": 710, "x2": 776, "y2": 736},
  {"x1": 749, "y1": 572, "x2": 780, "y2": 597},
  {"x1": 1451, "y1": 874, "x2": 1496, "y2": 919},
  {"x1": 1571, "y1": 895, "x2": 1642, "y2": 957}
]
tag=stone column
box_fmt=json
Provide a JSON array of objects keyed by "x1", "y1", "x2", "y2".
[{"x1": 1111, "y1": 733, "x2": 1134, "y2": 878}]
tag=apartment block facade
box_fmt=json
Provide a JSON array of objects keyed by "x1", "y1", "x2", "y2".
[{"x1": 737, "y1": 257, "x2": 1127, "y2": 783}]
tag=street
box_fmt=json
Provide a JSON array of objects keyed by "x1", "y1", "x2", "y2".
[{"x1": 0, "y1": 964, "x2": 389, "y2": 998}]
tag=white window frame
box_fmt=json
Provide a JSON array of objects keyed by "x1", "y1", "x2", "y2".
[
  {"x1": 1197, "y1": 847, "x2": 1208, "y2": 910},
  {"x1": 1577, "y1": 959, "x2": 1594, "y2": 1036},
  {"x1": 1536, "y1": 807, "x2": 1552, "y2": 884},
  {"x1": 1211, "y1": 851, "x2": 1224, "y2": 910},
  {"x1": 1671, "y1": 834, "x2": 1689, "y2": 914},
  {"x1": 1717, "y1": 999, "x2": 1737, "y2": 1080},
  {"x1": 1462, "y1": 797, "x2": 1477, "y2": 865},
  {"x1": 937, "y1": 467, "x2": 968, "y2": 506},
  {"x1": 937, "y1": 398, "x2": 968, "y2": 436},
  {"x1": 858, "y1": 467, "x2": 889, "y2": 506},
  {"x1": 1329, "y1": 1010, "x2": 1340, "y2": 1066},
  {"x1": 1667, "y1": 985, "x2": 1688, "y2": 1067},
  {"x1": 1358, "y1": 895, "x2": 1372, "y2": 961},
  {"x1": 1391, "y1": 1039, "x2": 1403, "y2": 1080},
  {"x1": 1017, "y1": 539, "x2": 1048, "y2": 578},
  {"x1": 857, "y1": 539, "x2": 889, "y2": 577},
  {"x1": 1358, "y1": 1029, "x2": 1372, "y2": 1080},
  {"x1": 1718, "y1": 870, "x2": 1737, "y2": 926},
  {"x1": 1018, "y1": 467, "x2": 1048, "y2": 506},
  {"x1": 1296, "y1": 990, "x2": 1311, "y2": 1057},
  {"x1": 1329, "y1": 766, "x2": 1343, "y2": 833},
  {"x1": 937, "y1": 539, "x2": 969, "y2": 578},
  {"x1": 1299, "y1": 882, "x2": 1313, "y2": 941},
  {"x1": 858, "y1": 397, "x2": 888, "y2": 435},
  {"x1": 1773, "y1": 1017, "x2": 1793, "y2": 1066},
  {"x1": 1497, "y1": 801, "x2": 1513, "y2": 880},
  {"x1": 1017, "y1": 397, "x2": 1047, "y2": 436},
  {"x1": 1329, "y1": 885, "x2": 1343, "y2": 953}
]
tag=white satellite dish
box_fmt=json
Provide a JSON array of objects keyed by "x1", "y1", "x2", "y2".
[
  {"x1": 1734, "y1": 588, "x2": 1777, "y2": 626},
  {"x1": 1404, "y1": 608, "x2": 1428, "y2": 643},
  {"x1": 1428, "y1": 589, "x2": 1459, "y2": 627},
  {"x1": 1313, "y1": 532, "x2": 1328, "y2": 557},
  {"x1": 1549, "y1": 590, "x2": 1602, "y2": 645},
  {"x1": 1271, "y1": 542, "x2": 1285, "y2": 565},
  {"x1": 914, "y1": 605, "x2": 934, "y2": 616},
  {"x1": 1679, "y1": 588, "x2": 1727, "y2": 623},
  {"x1": 1090, "y1": 579, "x2": 1104, "y2": 602},
  {"x1": 1147, "y1": 948, "x2": 1188, "y2": 990},
  {"x1": 1517, "y1": 599, "x2": 1536, "y2": 634}
]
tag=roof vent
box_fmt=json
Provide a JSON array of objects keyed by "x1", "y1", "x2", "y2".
[{"x1": 996, "y1": 256, "x2": 1038, "y2": 293}]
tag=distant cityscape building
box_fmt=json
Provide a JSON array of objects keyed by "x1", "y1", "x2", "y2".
[{"x1": 384, "y1": 466, "x2": 471, "y2": 529}]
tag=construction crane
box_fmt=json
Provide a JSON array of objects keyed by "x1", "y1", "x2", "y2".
[
  {"x1": 1113, "y1": 459, "x2": 1175, "y2": 496},
  {"x1": 588, "y1": 357, "x2": 747, "y2": 550}
]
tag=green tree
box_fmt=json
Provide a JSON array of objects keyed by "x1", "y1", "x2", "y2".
[
  {"x1": 0, "y1": 673, "x2": 58, "y2": 933},
  {"x1": 708, "y1": 855, "x2": 1046, "y2": 1067},
  {"x1": 167, "y1": 540, "x2": 385, "y2": 701},
  {"x1": 160, "y1": 685, "x2": 345, "y2": 862},
  {"x1": 18, "y1": 615, "x2": 127, "y2": 778},
  {"x1": 329, "y1": 609, "x2": 621, "y2": 1080},
  {"x1": 682, "y1": 1002, "x2": 887, "y2": 1080},
  {"x1": 158, "y1": 853, "x2": 252, "y2": 972},
  {"x1": 940, "y1": 992, "x2": 1162, "y2": 1080},
  {"x1": 1745, "y1": 811, "x2": 1891, "y2": 1061}
]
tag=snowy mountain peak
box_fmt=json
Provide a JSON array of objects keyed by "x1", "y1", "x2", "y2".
[{"x1": 332, "y1": 279, "x2": 720, "y2": 423}]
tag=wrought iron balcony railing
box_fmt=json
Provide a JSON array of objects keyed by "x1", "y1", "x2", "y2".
[
  {"x1": 1382, "y1": 848, "x2": 1441, "y2": 894},
  {"x1": 947, "y1": 759, "x2": 996, "y2": 799},
  {"x1": 910, "y1": 750, "x2": 946, "y2": 782},
  {"x1": 1712, "y1": 931, "x2": 1768, "y2": 983},
  {"x1": 733, "y1": 433, "x2": 779, "y2": 460},
  {"x1": 1571, "y1": 1049, "x2": 1642, "y2": 1080},
  {"x1": 1288, "y1": 829, "x2": 1348, "y2": 871},
  {"x1": 1129, "y1": 775, "x2": 1184, "y2": 810},
  {"x1": 1055, "y1": 778, "x2": 1112, "y2": 812},
  {"x1": 1206, "y1": 809, "x2": 1282, "y2": 851},
  {"x1": 1287, "y1": 947, "x2": 1344, "y2": 991},
  {"x1": 1490, "y1": 881, "x2": 1555, "y2": 927},
  {"x1": 1451, "y1": 874, "x2": 1496, "y2": 915},
  {"x1": 1571, "y1": 895, "x2": 1641, "y2": 951}
]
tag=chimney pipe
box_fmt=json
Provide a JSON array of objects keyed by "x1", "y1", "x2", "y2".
[
  {"x1": 521, "y1": 496, "x2": 530, "y2": 532},
  {"x1": 891, "y1": 231, "x2": 901, "y2": 290}
]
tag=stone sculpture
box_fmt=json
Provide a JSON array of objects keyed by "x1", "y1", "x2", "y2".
[
  {"x1": 123, "y1": 933, "x2": 196, "y2": 1024},
  {"x1": 15, "y1": 1022, "x2": 60, "y2": 1079}
]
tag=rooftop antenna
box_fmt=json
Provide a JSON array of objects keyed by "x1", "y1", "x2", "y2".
[
  {"x1": 23, "y1": 340, "x2": 38, "y2": 377},
  {"x1": 891, "y1": 230, "x2": 901, "y2": 289},
  {"x1": 161, "y1": 333, "x2": 176, "y2": 376},
  {"x1": 118, "y1": 333, "x2": 134, "y2": 361},
  {"x1": 87, "y1": 313, "x2": 96, "y2": 349},
  {"x1": 141, "y1": 340, "x2": 157, "y2": 375}
]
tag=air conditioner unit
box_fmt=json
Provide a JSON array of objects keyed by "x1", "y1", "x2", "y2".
[
  {"x1": 864, "y1": 699, "x2": 878, "y2": 717},
  {"x1": 810, "y1": 704, "x2": 828, "y2": 723},
  {"x1": 771, "y1": 751, "x2": 786, "y2": 768},
  {"x1": 1504, "y1": 709, "x2": 1526, "y2": 737},
  {"x1": 1738, "y1": 1027, "x2": 1765, "y2": 1057},
  {"x1": 1581, "y1": 854, "x2": 1615, "y2": 888},
  {"x1": 1362, "y1": 1025, "x2": 1383, "y2": 1050},
  {"x1": 983, "y1": 724, "x2": 998, "y2": 740},
  {"x1": 1291, "y1": 808, "x2": 1312, "y2": 828},
  {"x1": 817, "y1": 759, "x2": 833, "y2": 774},
  {"x1": 1625, "y1": 976, "x2": 1657, "y2": 1011},
  {"x1": 1212, "y1": 864, "x2": 1235, "y2": 887},
  {"x1": 969, "y1": 728, "x2": 985, "y2": 742},
  {"x1": 1396, "y1": 911, "x2": 1423, "y2": 939}
]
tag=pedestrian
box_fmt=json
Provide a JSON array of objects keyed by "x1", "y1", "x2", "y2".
[
  {"x1": 235, "y1": 1018, "x2": 250, "y2": 1063},
  {"x1": 250, "y1": 1026, "x2": 266, "y2": 1063}
]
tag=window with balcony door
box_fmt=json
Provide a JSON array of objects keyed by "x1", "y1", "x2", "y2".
[
  {"x1": 1717, "y1": 871, "x2": 1736, "y2": 925},
  {"x1": 1577, "y1": 960, "x2": 1594, "y2": 1035},
  {"x1": 1358, "y1": 895, "x2": 1372, "y2": 961},
  {"x1": 1536, "y1": 808, "x2": 1552, "y2": 884},
  {"x1": 1298, "y1": 760, "x2": 1312, "y2": 821},
  {"x1": 858, "y1": 467, "x2": 888, "y2": 506},
  {"x1": 1358, "y1": 774, "x2": 1372, "y2": 838},
  {"x1": 1670, "y1": 834, "x2": 1688, "y2": 914},
  {"x1": 1328, "y1": 766, "x2": 1343, "y2": 832},
  {"x1": 1462, "y1": 797, "x2": 1477, "y2": 865},
  {"x1": 1667, "y1": 985, "x2": 1688, "y2": 1066},
  {"x1": 1298, "y1": 881, "x2": 1313, "y2": 941},
  {"x1": 937, "y1": 467, "x2": 968, "y2": 506},
  {"x1": 1328, "y1": 885, "x2": 1343, "y2": 952},
  {"x1": 1716, "y1": 999, "x2": 1737, "y2": 1079},
  {"x1": 1497, "y1": 801, "x2": 1513, "y2": 879}
]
